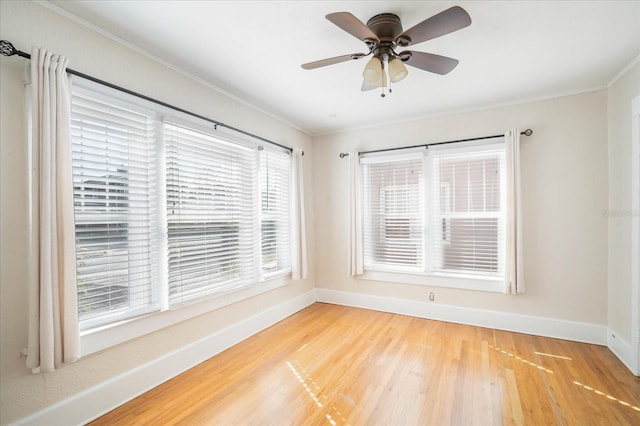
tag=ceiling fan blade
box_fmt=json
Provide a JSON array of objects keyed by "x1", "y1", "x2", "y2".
[
  {"x1": 401, "y1": 51, "x2": 459, "y2": 75},
  {"x1": 326, "y1": 12, "x2": 380, "y2": 44},
  {"x1": 396, "y1": 6, "x2": 471, "y2": 46},
  {"x1": 301, "y1": 53, "x2": 366, "y2": 70}
]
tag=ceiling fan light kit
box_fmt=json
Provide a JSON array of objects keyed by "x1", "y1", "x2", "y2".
[
  {"x1": 362, "y1": 56, "x2": 382, "y2": 83},
  {"x1": 302, "y1": 6, "x2": 472, "y2": 97},
  {"x1": 388, "y1": 58, "x2": 408, "y2": 83}
]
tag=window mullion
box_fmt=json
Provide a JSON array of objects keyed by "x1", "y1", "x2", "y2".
[
  {"x1": 255, "y1": 148, "x2": 264, "y2": 281},
  {"x1": 423, "y1": 150, "x2": 431, "y2": 273},
  {"x1": 153, "y1": 118, "x2": 169, "y2": 311}
]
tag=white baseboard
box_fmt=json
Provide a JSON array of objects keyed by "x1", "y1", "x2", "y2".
[
  {"x1": 316, "y1": 288, "x2": 608, "y2": 345},
  {"x1": 607, "y1": 329, "x2": 637, "y2": 375},
  {"x1": 15, "y1": 290, "x2": 316, "y2": 426},
  {"x1": 15, "y1": 287, "x2": 634, "y2": 425}
]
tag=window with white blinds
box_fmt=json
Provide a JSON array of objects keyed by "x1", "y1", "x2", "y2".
[
  {"x1": 260, "y1": 149, "x2": 291, "y2": 275},
  {"x1": 70, "y1": 82, "x2": 294, "y2": 329},
  {"x1": 71, "y1": 88, "x2": 157, "y2": 325},
  {"x1": 430, "y1": 148, "x2": 505, "y2": 276},
  {"x1": 362, "y1": 154, "x2": 424, "y2": 270},
  {"x1": 165, "y1": 124, "x2": 259, "y2": 305},
  {"x1": 360, "y1": 143, "x2": 506, "y2": 280}
]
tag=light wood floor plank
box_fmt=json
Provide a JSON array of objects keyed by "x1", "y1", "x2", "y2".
[{"x1": 90, "y1": 303, "x2": 640, "y2": 425}]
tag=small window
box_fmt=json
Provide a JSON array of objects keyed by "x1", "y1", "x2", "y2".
[
  {"x1": 71, "y1": 88, "x2": 157, "y2": 326},
  {"x1": 260, "y1": 150, "x2": 291, "y2": 274},
  {"x1": 430, "y1": 150, "x2": 505, "y2": 276},
  {"x1": 362, "y1": 156, "x2": 423, "y2": 270}
]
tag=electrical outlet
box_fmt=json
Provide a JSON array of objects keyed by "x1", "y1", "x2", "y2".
[{"x1": 428, "y1": 292, "x2": 435, "y2": 302}]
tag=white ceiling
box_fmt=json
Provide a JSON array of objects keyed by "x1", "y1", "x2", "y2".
[{"x1": 49, "y1": 0, "x2": 639, "y2": 135}]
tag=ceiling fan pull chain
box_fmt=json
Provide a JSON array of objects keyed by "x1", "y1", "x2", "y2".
[
  {"x1": 380, "y1": 58, "x2": 386, "y2": 98},
  {"x1": 380, "y1": 66, "x2": 385, "y2": 98}
]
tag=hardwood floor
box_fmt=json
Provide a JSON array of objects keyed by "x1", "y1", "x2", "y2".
[{"x1": 90, "y1": 303, "x2": 640, "y2": 425}]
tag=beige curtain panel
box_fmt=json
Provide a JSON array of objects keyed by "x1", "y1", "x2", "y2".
[
  {"x1": 504, "y1": 128, "x2": 525, "y2": 294},
  {"x1": 290, "y1": 147, "x2": 307, "y2": 280},
  {"x1": 26, "y1": 46, "x2": 80, "y2": 372},
  {"x1": 348, "y1": 150, "x2": 364, "y2": 276}
]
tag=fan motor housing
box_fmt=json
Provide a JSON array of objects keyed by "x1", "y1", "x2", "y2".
[{"x1": 366, "y1": 13, "x2": 403, "y2": 41}]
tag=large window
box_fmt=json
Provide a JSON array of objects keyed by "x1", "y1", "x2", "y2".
[
  {"x1": 70, "y1": 83, "x2": 292, "y2": 329},
  {"x1": 361, "y1": 143, "x2": 506, "y2": 281}
]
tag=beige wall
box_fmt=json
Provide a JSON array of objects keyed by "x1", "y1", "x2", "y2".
[
  {"x1": 607, "y1": 61, "x2": 640, "y2": 343},
  {"x1": 314, "y1": 91, "x2": 609, "y2": 324},
  {"x1": 0, "y1": 1, "x2": 314, "y2": 423}
]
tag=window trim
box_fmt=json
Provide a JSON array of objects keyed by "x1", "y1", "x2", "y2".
[
  {"x1": 359, "y1": 269, "x2": 503, "y2": 293},
  {"x1": 80, "y1": 274, "x2": 290, "y2": 356}
]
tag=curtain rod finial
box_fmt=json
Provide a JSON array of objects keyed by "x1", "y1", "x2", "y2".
[
  {"x1": 0, "y1": 40, "x2": 17, "y2": 57},
  {"x1": 523, "y1": 129, "x2": 533, "y2": 136}
]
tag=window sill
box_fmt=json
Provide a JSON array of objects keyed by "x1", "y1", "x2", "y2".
[
  {"x1": 80, "y1": 274, "x2": 291, "y2": 356},
  {"x1": 360, "y1": 269, "x2": 504, "y2": 293}
]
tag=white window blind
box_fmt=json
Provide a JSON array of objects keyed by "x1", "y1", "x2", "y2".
[
  {"x1": 71, "y1": 89, "x2": 157, "y2": 325},
  {"x1": 260, "y1": 149, "x2": 291, "y2": 274},
  {"x1": 430, "y1": 148, "x2": 505, "y2": 276},
  {"x1": 165, "y1": 123, "x2": 260, "y2": 306},
  {"x1": 362, "y1": 155, "x2": 424, "y2": 270}
]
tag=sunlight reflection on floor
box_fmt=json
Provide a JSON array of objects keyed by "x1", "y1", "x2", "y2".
[
  {"x1": 286, "y1": 358, "x2": 352, "y2": 425},
  {"x1": 489, "y1": 345, "x2": 554, "y2": 374},
  {"x1": 534, "y1": 351, "x2": 572, "y2": 361},
  {"x1": 573, "y1": 380, "x2": 640, "y2": 412},
  {"x1": 286, "y1": 360, "x2": 324, "y2": 408}
]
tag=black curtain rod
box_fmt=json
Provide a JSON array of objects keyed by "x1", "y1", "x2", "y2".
[
  {"x1": 0, "y1": 40, "x2": 296, "y2": 154},
  {"x1": 338, "y1": 129, "x2": 533, "y2": 158}
]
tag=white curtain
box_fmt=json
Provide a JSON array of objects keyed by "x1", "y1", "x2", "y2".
[
  {"x1": 290, "y1": 147, "x2": 307, "y2": 280},
  {"x1": 504, "y1": 128, "x2": 525, "y2": 294},
  {"x1": 348, "y1": 150, "x2": 364, "y2": 276},
  {"x1": 26, "y1": 47, "x2": 80, "y2": 372}
]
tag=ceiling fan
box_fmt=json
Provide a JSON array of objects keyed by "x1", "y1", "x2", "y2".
[{"x1": 301, "y1": 6, "x2": 471, "y2": 96}]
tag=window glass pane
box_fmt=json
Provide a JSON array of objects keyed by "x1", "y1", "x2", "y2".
[
  {"x1": 260, "y1": 150, "x2": 291, "y2": 274},
  {"x1": 165, "y1": 124, "x2": 259, "y2": 305},
  {"x1": 363, "y1": 158, "x2": 423, "y2": 269},
  {"x1": 71, "y1": 90, "x2": 156, "y2": 323},
  {"x1": 430, "y1": 149, "x2": 505, "y2": 276}
]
